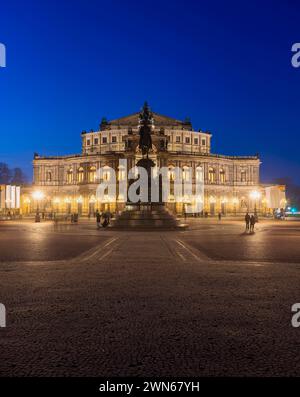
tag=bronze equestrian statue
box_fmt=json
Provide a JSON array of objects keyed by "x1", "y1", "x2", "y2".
[{"x1": 139, "y1": 102, "x2": 153, "y2": 158}]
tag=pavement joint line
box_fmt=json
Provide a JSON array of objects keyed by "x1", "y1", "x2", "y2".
[
  {"x1": 97, "y1": 249, "x2": 114, "y2": 262},
  {"x1": 175, "y1": 239, "x2": 211, "y2": 263},
  {"x1": 172, "y1": 238, "x2": 279, "y2": 268},
  {"x1": 79, "y1": 238, "x2": 119, "y2": 262},
  {"x1": 160, "y1": 236, "x2": 183, "y2": 262}
]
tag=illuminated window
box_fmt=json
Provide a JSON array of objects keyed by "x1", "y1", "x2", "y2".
[
  {"x1": 196, "y1": 167, "x2": 203, "y2": 181},
  {"x1": 220, "y1": 169, "x2": 226, "y2": 183},
  {"x1": 103, "y1": 166, "x2": 110, "y2": 181},
  {"x1": 241, "y1": 170, "x2": 247, "y2": 182},
  {"x1": 208, "y1": 167, "x2": 216, "y2": 183},
  {"x1": 77, "y1": 167, "x2": 84, "y2": 183},
  {"x1": 118, "y1": 166, "x2": 125, "y2": 181},
  {"x1": 176, "y1": 136, "x2": 180, "y2": 143},
  {"x1": 46, "y1": 171, "x2": 52, "y2": 182},
  {"x1": 86, "y1": 139, "x2": 91, "y2": 146},
  {"x1": 183, "y1": 167, "x2": 190, "y2": 182},
  {"x1": 88, "y1": 166, "x2": 96, "y2": 183},
  {"x1": 67, "y1": 169, "x2": 73, "y2": 184}
]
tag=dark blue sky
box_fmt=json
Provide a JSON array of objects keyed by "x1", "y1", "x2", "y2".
[{"x1": 1, "y1": 0, "x2": 300, "y2": 183}]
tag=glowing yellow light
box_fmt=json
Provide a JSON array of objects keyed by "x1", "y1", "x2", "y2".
[
  {"x1": 183, "y1": 195, "x2": 191, "y2": 203},
  {"x1": 250, "y1": 190, "x2": 261, "y2": 200},
  {"x1": 32, "y1": 191, "x2": 45, "y2": 201},
  {"x1": 53, "y1": 197, "x2": 60, "y2": 204},
  {"x1": 64, "y1": 197, "x2": 71, "y2": 204},
  {"x1": 76, "y1": 196, "x2": 83, "y2": 204},
  {"x1": 89, "y1": 195, "x2": 96, "y2": 204},
  {"x1": 24, "y1": 198, "x2": 31, "y2": 204},
  {"x1": 232, "y1": 198, "x2": 239, "y2": 205}
]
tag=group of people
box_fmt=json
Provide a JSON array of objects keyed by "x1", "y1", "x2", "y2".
[
  {"x1": 245, "y1": 212, "x2": 258, "y2": 233},
  {"x1": 96, "y1": 210, "x2": 111, "y2": 229}
]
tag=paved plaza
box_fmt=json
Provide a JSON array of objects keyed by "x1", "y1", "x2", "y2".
[{"x1": 0, "y1": 218, "x2": 300, "y2": 376}]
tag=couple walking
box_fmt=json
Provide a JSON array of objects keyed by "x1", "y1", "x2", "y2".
[{"x1": 245, "y1": 212, "x2": 257, "y2": 233}]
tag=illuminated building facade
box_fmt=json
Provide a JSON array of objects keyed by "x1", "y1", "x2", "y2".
[{"x1": 22, "y1": 105, "x2": 286, "y2": 216}]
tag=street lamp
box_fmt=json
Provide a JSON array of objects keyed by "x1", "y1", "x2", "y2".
[
  {"x1": 24, "y1": 198, "x2": 31, "y2": 215},
  {"x1": 32, "y1": 191, "x2": 44, "y2": 222},
  {"x1": 232, "y1": 197, "x2": 239, "y2": 216},
  {"x1": 250, "y1": 190, "x2": 261, "y2": 216},
  {"x1": 53, "y1": 197, "x2": 60, "y2": 214}
]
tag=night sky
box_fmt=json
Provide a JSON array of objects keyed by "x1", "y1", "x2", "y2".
[{"x1": 0, "y1": 0, "x2": 300, "y2": 183}]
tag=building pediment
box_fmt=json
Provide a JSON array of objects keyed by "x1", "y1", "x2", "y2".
[{"x1": 103, "y1": 111, "x2": 192, "y2": 130}]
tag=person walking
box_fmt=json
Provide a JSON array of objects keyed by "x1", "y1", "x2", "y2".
[
  {"x1": 250, "y1": 214, "x2": 256, "y2": 233},
  {"x1": 101, "y1": 211, "x2": 109, "y2": 228},
  {"x1": 245, "y1": 212, "x2": 250, "y2": 232},
  {"x1": 96, "y1": 210, "x2": 101, "y2": 229}
]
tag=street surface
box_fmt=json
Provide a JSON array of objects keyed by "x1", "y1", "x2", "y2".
[{"x1": 0, "y1": 218, "x2": 300, "y2": 376}]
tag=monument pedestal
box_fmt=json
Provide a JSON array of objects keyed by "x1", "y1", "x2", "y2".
[{"x1": 111, "y1": 203, "x2": 187, "y2": 230}]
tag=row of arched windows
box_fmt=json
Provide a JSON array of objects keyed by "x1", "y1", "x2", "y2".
[
  {"x1": 208, "y1": 168, "x2": 247, "y2": 183},
  {"x1": 66, "y1": 166, "x2": 115, "y2": 184},
  {"x1": 45, "y1": 166, "x2": 248, "y2": 184},
  {"x1": 167, "y1": 166, "x2": 246, "y2": 184},
  {"x1": 67, "y1": 166, "x2": 97, "y2": 184}
]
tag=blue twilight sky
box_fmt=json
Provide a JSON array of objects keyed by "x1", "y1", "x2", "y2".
[{"x1": 0, "y1": 0, "x2": 300, "y2": 183}]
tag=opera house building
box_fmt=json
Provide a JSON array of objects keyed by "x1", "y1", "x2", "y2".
[{"x1": 20, "y1": 104, "x2": 286, "y2": 217}]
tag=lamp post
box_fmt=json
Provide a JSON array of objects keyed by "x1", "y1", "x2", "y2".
[
  {"x1": 232, "y1": 197, "x2": 239, "y2": 216},
  {"x1": 76, "y1": 196, "x2": 83, "y2": 216},
  {"x1": 53, "y1": 197, "x2": 60, "y2": 216},
  {"x1": 32, "y1": 191, "x2": 44, "y2": 222},
  {"x1": 24, "y1": 198, "x2": 31, "y2": 215},
  {"x1": 250, "y1": 190, "x2": 261, "y2": 217},
  {"x1": 64, "y1": 197, "x2": 72, "y2": 215}
]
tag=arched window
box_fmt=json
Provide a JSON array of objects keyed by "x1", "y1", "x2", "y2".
[
  {"x1": 102, "y1": 166, "x2": 111, "y2": 182},
  {"x1": 67, "y1": 168, "x2": 73, "y2": 184},
  {"x1": 88, "y1": 166, "x2": 96, "y2": 183},
  {"x1": 183, "y1": 166, "x2": 190, "y2": 182},
  {"x1": 196, "y1": 166, "x2": 203, "y2": 182},
  {"x1": 241, "y1": 170, "x2": 247, "y2": 182},
  {"x1": 77, "y1": 167, "x2": 84, "y2": 183},
  {"x1": 219, "y1": 169, "x2": 225, "y2": 183},
  {"x1": 118, "y1": 166, "x2": 126, "y2": 181},
  {"x1": 208, "y1": 167, "x2": 216, "y2": 183},
  {"x1": 46, "y1": 171, "x2": 52, "y2": 182}
]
